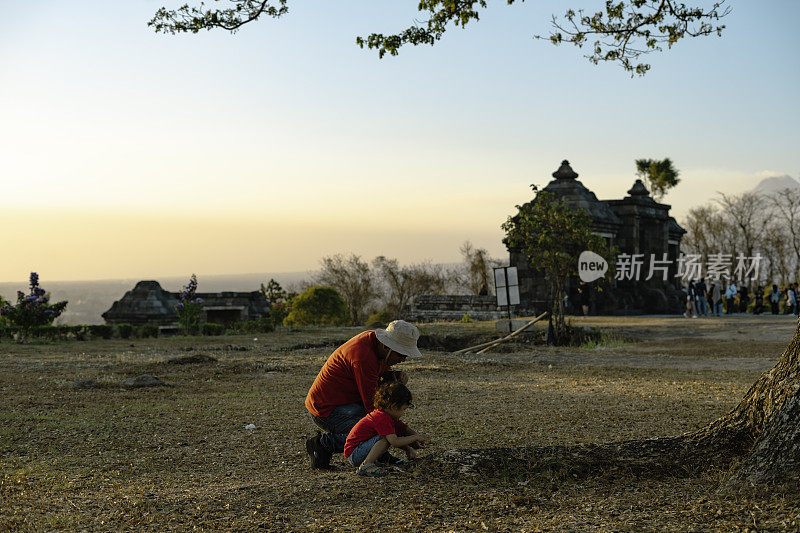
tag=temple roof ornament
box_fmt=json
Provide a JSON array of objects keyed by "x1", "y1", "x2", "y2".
[
  {"x1": 627, "y1": 179, "x2": 651, "y2": 197},
  {"x1": 552, "y1": 160, "x2": 579, "y2": 180}
]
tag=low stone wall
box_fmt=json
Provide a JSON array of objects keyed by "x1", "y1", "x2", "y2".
[{"x1": 401, "y1": 295, "x2": 505, "y2": 322}]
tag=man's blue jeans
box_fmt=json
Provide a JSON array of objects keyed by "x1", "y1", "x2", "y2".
[
  {"x1": 311, "y1": 403, "x2": 366, "y2": 454},
  {"x1": 696, "y1": 297, "x2": 707, "y2": 316}
]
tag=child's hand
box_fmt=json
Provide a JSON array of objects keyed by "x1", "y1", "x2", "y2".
[
  {"x1": 405, "y1": 447, "x2": 417, "y2": 460},
  {"x1": 415, "y1": 433, "x2": 432, "y2": 446}
]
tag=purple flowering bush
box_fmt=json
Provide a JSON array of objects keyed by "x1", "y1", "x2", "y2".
[
  {"x1": 0, "y1": 272, "x2": 68, "y2": 340},
  {"x1": 175, "y1": 274, "x2": 203, "y2": 335}
]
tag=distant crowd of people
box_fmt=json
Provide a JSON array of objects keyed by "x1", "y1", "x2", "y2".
[{"x1": 684, "y1": 279, "x2": 800, "y2": 318}]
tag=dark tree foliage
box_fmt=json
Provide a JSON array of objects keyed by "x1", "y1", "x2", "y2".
[
  {"x1": 0, "y1": 273, "x2": 68, "y2": 340},
  {"x1": 635, "y1": 157, "x2": 680, "y2": 200},
  {"x1": 283, "y1": 286, "x2": 349, "y2": 327},
  {"x1": 150, "y1": 1, "x2": 729, "y2": 75},
  {"x1": 502, "y1": 186, "x2": 615, "y2": 342}
]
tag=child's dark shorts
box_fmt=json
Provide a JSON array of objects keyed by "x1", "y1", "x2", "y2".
[{"x1": 346, "y1": 435, "x2": 381, "y2": 467}]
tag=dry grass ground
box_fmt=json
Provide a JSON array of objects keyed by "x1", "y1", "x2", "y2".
[{"x1": 2, "y1": 315, "x2": 800, "y2": 531}]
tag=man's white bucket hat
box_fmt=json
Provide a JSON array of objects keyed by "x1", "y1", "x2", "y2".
[{"x1": 375, "y1": 320, "x2": 423, "y2": 359}]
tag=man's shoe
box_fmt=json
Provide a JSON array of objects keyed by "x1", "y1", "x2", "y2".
[{"x1": 305, "y1": 433, "x2": 332, "y2": 469}]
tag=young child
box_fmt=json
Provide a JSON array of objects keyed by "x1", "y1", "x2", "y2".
[{"x1": 343, "y1": 381, "x2": 431, "y2": 477}]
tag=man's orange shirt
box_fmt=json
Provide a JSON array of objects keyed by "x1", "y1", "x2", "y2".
[{"x1": 305, "y1": 331, "x2": 392, "y2": 418}]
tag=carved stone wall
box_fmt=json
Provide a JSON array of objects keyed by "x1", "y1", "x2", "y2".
[{"x1": 401, "y1": 295, "x2": 505, "y2": 322}]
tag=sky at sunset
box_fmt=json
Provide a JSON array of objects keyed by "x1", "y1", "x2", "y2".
[{"x1": 1, "y1": 1, "x2": 798, "y2": 283}]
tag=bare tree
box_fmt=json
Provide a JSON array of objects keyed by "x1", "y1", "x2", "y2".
[
  {"x1": 372, "y1": 256, "x2": 448, "y2": 318},
  {"x1": 458, "y1": 241, "x2": 501, "y2": 296},
  {"x1": 769, "y1": 188, "x2": 800, "y2": 281},
  {"x1": 715, "y1": 192, "x2": 770, "y2": 282},
  {"x1": 682, "y1": 205, "x2": 722, "y2": 261},
  {"x1": 683, "y1": 195, "x2": 785, "y2": 286},
  {"x1": 762, "y1": 224, "x2": 792, "y2": 284},
  {"x1": 316, "y1": 254, "x2": 377, "y2": 325}
]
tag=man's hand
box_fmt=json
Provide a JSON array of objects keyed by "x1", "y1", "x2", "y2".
[{"x1": 396, "y1": 370, "x2": 408, "y2": 385}]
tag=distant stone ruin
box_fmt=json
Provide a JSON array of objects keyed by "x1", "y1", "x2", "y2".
[
  {"x1": 510, "y1": 160, "x2": 686, "y2": 315},
  {"x1": 402, "y1": 295, "x2": 504, "y2": 322},
  {"x1": 102, "y1": 280, "x2": 269, "y2": 326},
  {"x1": 405, "y1": 160, "x2": 688, "y2": 321}
]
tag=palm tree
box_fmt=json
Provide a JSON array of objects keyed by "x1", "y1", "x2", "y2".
[{"x1": 635, "y1": 158, "x2": 680, "y2": 201}]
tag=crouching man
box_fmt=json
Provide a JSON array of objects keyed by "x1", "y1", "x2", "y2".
[{"x1": 304, "y1": 320, "x2": 422, "y2": 469}]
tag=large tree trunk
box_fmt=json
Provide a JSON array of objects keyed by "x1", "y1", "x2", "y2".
[
  {"x1": 726, "y1": 388, "x2": 800, "y2": 488},
  {"x1": 693, "y1": 316, "x2": 800, "y2": 452}
]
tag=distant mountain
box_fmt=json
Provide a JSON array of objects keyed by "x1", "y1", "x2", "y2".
[{"x1": 754, "y1": 175, "x2": 800, "y2": 195}]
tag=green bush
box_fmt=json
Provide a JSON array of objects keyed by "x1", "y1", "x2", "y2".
[
  {"x1": 283, "y1": 286, "x2": 349, "y2": 327},
  {"x1": 460, "y1": 313, "x2": 473, "y2": 323},
  {"x1": 117, "y1": 323, "x2": 134, "y2": 339},
  {"x1": 201, "y1": 323, "x2": 225, "y2": 336},
  {"x1": 89, "y1": 325, "x2": 113, "y2": 339},
  {"x1": 230, "y1": 317, "x2": 274, "y2": 334},
  {"x1": 137, "y1": 324, "x2": 159, "y2": 338},
  {"x1": 269, "y1": 301, "x2": 290, "y2": 326},
  {"x1": 73, "y1": 326, "x2": 89, "y2": 341},
  {"x1": 30, "y1": 325, "x2": 73, "y2": 341},
  {"x1": 366, "y1": 311, "x2": 394, "y2": 325}
]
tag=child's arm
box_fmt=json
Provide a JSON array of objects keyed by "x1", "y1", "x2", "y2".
[
  {"x1": 385, "y1": 432, "x2": 431, "y2": 449},
  {"x1": 398, "y1": 425, "x2": 426, "y2": 448}
]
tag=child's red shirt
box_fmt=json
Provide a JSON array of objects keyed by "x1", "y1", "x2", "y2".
[{"x1": 343, "y1": 409, "x2": 406, "y2": 458}]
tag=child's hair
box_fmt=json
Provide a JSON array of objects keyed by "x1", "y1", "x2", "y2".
[{"x1": 374, "y1": 381, "x2": 413, "y2": 411}]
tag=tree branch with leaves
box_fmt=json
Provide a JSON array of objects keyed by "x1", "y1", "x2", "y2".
[{"x1": 150, "y1": 0, "x2": 729, "y2": 75}]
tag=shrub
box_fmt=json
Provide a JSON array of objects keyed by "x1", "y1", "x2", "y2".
[
  {"x1": 283, "y1": 286, "x2": 349, "y2": 327},
  {"x1": 89, "y1": 325, "x2": 113, "y2": 339},
  {"x1": 0, "y1": 273, "x2": 68, "y2": 340},
  {"x1": 117, "y1": 323, "x2": 134, "y2": 339},
  {"x1": 201, "y1": 323, "x2": 225, "y2": 336},
  {"x1": 137, "y1": 324, "x2": 159, "y2": 338},
  {"x1": 269, "y1": 301, "x2": 290, "y2": 327},
  {"x1": 231, "y1": 317, "x2": 274, "y2": 334},
  {"x1": 73, "y1": 326, "x2": 89, "y2": 341},
  {"x1": 367, "y1": 311, "x2": 394, "y2": 325},
  {"x1": 460, "y1": 313, "x2": 473, "y2": 323},
  {"x1": 175, "y1": 274, "x2": 203, "y2": 335},
  {"x1": 32, "y1": 325, "x2": 74, "y2": 341}
]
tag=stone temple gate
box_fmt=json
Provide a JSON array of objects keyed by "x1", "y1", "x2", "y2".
[
  {"x1": 403, "y1": 159, "x2": 687, "y2": 321},
  {"x1": 509, "y1": 160, "x2": 687, "y2": 315}
]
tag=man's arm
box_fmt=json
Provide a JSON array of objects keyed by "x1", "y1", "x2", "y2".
[
  {"x1": 353, "y1": 362, "x2": 380, "y2": 411},
  {"x1": 379, "y1": 369, "x2": 408, "y2": 385}
]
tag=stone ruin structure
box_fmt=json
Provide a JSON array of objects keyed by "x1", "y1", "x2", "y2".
[
  {"x1": 510, "y1": 160, "x2": 686, "y2": 315},
  {"x1": 403, "y1": 159, "x2": 687, "y2": 321},
  {"x1": 102, "y1": 280, "x2": 270, "y2": 326},
  {"x1": 402, "y1": 295, "x2": 505, "y2": 322}
]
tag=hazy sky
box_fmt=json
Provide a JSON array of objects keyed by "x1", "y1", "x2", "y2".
[{"x1": 1, "y1": 1, "x2": 798, "y2": 283}]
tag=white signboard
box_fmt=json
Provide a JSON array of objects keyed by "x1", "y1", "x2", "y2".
[{"x1": 494, "y1": 267, "x2": 520, "y2": 306}]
